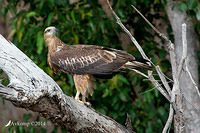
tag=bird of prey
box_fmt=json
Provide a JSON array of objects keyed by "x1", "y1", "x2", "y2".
[{"x1": 44, "y1": 26, "x2": 153, "y2": 106}]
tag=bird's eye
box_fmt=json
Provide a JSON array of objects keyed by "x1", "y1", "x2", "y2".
[{"x1": 45, "y1": 29, "x2": 51, "y2": 33}]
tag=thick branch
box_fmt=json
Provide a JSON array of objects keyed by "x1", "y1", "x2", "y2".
[{"x1": 0, "y1": 34, "x2": 133, "y2": 133}]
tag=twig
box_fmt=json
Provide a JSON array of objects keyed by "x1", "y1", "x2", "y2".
[
  {"x1": 131, "y1": 3, "x2": 177, "y2": 79},
  {"x1": 185, "y1": 59, "x2": 200, "y2": 98},
  {"x1": 129, "y1": 68, "x2": 148, "y2": 78},
  {"x1": 106, "y1": 0, "x2": 148, "y2": 60},
  {"x1": 177, "y1": 23, "x2": 187, "y2": 79},
  {"x1": 131, "y1": 4, "x2": 174, "y2": 51},
  {"x1": 107, "y1": 0, "x2": 171, "y2": 102},
  {"x1": 131, "y1": 5, "x2": 161, "y2": 35},
  {"x1": 183, "y1": 93, "x2": 200, "y2": 112},
  {"x1": 148, "y1": 71, "x2": 170, "y2": 101},
  {"x1": 140, "y1": 87, "x2": 156, "y2": 95},
  {"x1": 156, "y1": 66, "x2": 171, "y2": 96},
  {"x1": 162, "y1": 104, "x2": 174, "y2": 133}
]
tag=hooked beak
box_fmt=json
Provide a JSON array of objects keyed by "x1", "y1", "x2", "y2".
[{"x1": 55, "y1": 28, "x2": 59, "y2": 33}]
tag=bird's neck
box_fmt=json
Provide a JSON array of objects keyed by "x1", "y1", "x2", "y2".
[{"x1": 44, "y1": 35, "x2": 64, "y2": 54}]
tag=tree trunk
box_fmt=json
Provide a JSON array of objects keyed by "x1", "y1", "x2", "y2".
[
  {"x1": 165, "y1": 1, "x2": 200, "y2": 132},
  {"x1": 0, "y1": 34, "x2": 134, "y2": 133}
]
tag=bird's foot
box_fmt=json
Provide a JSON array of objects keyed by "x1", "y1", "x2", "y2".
[
  {"x1": 84, "y1": 102, "x2": 92, "y2": 108},
  {"x1": 75, "y1": 99, "x2": 91, "y2": 107}
]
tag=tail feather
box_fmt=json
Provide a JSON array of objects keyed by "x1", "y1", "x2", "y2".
[{"x1": 123, "y1": 58, "x2": 153, "y2": 71}]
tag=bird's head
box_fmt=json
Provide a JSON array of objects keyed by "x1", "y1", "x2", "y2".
[{"x1": 44, "y1": 26, "x2": 59, "y2": 38}]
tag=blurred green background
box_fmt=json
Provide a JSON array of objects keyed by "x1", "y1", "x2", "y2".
[{"x1": 0, "y1": 0, "x2": 199, "y2": 132}]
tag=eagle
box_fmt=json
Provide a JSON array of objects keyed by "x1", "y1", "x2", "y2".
[{"x1": 44, "y1": 26, "x2": 153, "y2": 106}]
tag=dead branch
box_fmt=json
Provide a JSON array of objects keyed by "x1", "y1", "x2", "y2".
[
  {"x1": 106, "y1": 0, "x2": 148, "y2": 60},
  {"x1": 185, "y1": 59, "x2": 200, "y2": 98},
  {"x1": 155, "y1": 66, "x2": 171, "y2": 96},
  {"x1": 106, "y1": 0, "x2": 171, "y2": 103},
  {"x1": 177, "y1": 23, "x2": 187, "y2": 79},
  {"x1": 162, "y1": 104, "x2": 174, "y2": 133}
]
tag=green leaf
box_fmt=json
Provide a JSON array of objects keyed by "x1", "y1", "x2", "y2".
[
  {"x1": 8, "y1": 29, "x2": 16, "y2": 40},
  {"x1": 100, "y1": 21, "x2": 105, "y2": 33},
  {"x1": 196, "y1": 11, "x2": 200, "y2": 21},
  {"x1": 119, "y1": 92, "x2": 126, "y2": 101},
  {"x1": 23, "y1": 113, "x2": 32, "y2": 120},
  {"x1": 154, "y1": 0, "x2": 159, "y2": 4},
  {"x1": 36, "y1": 31, "x2": 44, "y2": 54},
  {"x1": 39, "y1": 0, "x2": 45, "y2": 9},
  {"x1": 73, "y1": 34, "x2": 79, "y2": 44},
  {"x1": 26, "y1": 11, "x2": 37, "y2": 18},
  {"x1": 89, "y1": 20, "x2": 95, "y2": 32},
  {"x1": 1, "y1": 6, "x2": 7, "y2": 20},
  {"x1": 46, "y1": 12, "x2": 54, "y2": 26},
  {"x1": 17, "y1": 30, "x2": 23, "y2": 42},
  {"x1": 59, "y1": 14, "x2": 67, "y2": 22},
  {"x1": 187, "y1": 0, "x2": 197, "y2": 10},
  {"x1": 71, "y1": 10, "x2": 76, "y2": 22},
  {"x1": 47, "y1": 0, "x2": 55, "y2": 9},
  {"x1": 177, "y1": 2, "x2": 187, "y2": 12},
  {"x1": 86, "y1": 12, "x2": 93, "y2": 17},
  {"x1": 158, "y1": 107, "x2": 165, "y2": 116},
  {"x1": 159, "y1": 49, "x2": 166, "y2": 58},
  {"x1": 118, "y1": 75, "x2": 130, "y2": 85},
  {"x1": 2, "y1": 120, "x2": 10, "y2": 132}
]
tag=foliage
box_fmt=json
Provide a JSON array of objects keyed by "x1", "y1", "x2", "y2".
[{"x1": 0, "y1": 0, "x2": 199, "y2": 132}]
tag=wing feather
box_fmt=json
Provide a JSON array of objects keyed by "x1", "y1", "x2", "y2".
[{"x1": 50, "y1": 45, "x2": 131, "y2": 76}]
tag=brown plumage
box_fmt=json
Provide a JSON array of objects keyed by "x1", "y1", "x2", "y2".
[{"x1": 44, "y1": 26, "x2": 153, "y2": 106}]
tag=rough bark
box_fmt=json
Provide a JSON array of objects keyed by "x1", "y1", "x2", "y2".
[
  {"x1": 165, "y1": 1, "x2": 200, "y2": 132},
  {"x1": 0, "y1": 34, "x2": 134, "y2": 133}
]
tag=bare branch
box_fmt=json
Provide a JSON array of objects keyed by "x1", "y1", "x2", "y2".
[
  {"x1": 148, "y1": 71, "x2": 170, "y2": 101},
  {"x1": 140, "y1": 87, "x2": 156, "y2": 95},
  {"x1": 162, "y1": 104, "x2": 174, "y2": 133},
  {"x1": 185, "y1": 59, "x2": 200, "y2": 98},
  {"x1": 177, "y1": 23, "x2": 187, "y2": 79},
  {"x1": 156, "y1": 66, "x2": 171, "y2": 96},
  {"x1": 106, "y1": 0, "x2": 149, "y2": 60},
  {"x1": 130, "y1": 3, "x2": 177, "y2": 83},
  {"x1": 129, "y1": 68, "x2": 148, "y2": 78},
  {"x1": 106, "y1": 0, "x2": 171, "y2": 102},
  {"x1": 131, "y1": 5, "x2": 161, "y2": 35}
]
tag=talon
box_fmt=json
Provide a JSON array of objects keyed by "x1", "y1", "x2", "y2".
[
  {"x1": 75, "y1": 99, "x2": 91, "y2": 107},
  {"x1": 84, "y1": 102, "x2": 91, "y2": 107}
]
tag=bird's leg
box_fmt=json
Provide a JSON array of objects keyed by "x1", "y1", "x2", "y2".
[
  {"x1": 75, "y1": 91, "x2": 80, "y2": 100},
  {"x1": 74, "y1": 91, "x2": 90, "y2": 107},
  {"x1": 82, "y1": 93, "x2": 91, "y2": 107},
  {"x1": 74, "y1": 91, "x2": 84, "y2": 104},
  {"x1": 73, "y1": 74, "x2": 92, "y2": 107}
]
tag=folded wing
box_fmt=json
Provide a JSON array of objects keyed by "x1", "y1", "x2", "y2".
[{"x1": 50, "y1": 45, "x2": 134, "y2": 78}]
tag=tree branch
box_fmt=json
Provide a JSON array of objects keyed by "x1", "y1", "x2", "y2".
[
  {"x1": 155, "y1": 66, "x2": 171, "y2": 96},
  {"x1": 162, "y1": 104, "x2": 174, "y2": 133},
  {"x1": 0, "y1": 34, "x2": 134, "y2": 133},
  {"x1": 106, "y1": 0, "x2": 171, "y2": 103},
  {"x1": 185, "y1": 59, "x2": 200, "y2": 98},
  {"x1": 106, "y1": 0, "x2": 149, "y2": 60},
  {"x1": 177, "y1": 23, "x2": 187, "y2": 79}
]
